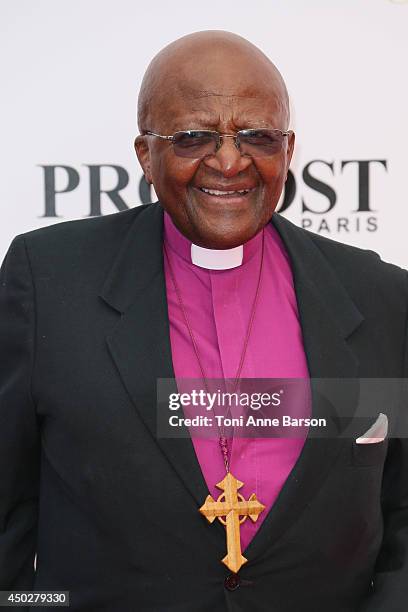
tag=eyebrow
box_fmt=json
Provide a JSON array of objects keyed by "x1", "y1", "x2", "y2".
[
  {"x1": 173, "y1": 114, "x2": 273, "y2": 130},
  {"x1": 173, "y1": 112, "x2": 219, "y2": 129}
]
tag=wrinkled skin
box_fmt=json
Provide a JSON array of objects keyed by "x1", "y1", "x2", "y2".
[{"x1": 135, "y1": 31, "x2": 294, "y2": 249}]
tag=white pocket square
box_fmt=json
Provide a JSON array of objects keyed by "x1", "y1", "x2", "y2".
[{"x1": 355, "y1": 413, "x2": 388, "y2": 444}]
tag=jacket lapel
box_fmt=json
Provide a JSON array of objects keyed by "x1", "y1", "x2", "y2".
[
  {"x1": 99, "y1": 202, "x2": 365, "y2": 558},
  {"x1": 243, "y1": 213, "x2": 364, "y2": 563},
  {"x1": 272, "y1": 213, "x2": 363, "y2": 378},
  {"x1": 99, "y1": 202, "x2": 209, "y2": 507}
]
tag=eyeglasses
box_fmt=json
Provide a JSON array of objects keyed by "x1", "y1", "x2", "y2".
[{"x1": 143, "y1": 128, "x2": 291, "y2": 158}]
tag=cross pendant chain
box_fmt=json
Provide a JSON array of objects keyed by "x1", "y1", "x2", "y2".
[
  {"x1": 219, "y1": 435, "x2": 230, "y2": 473},
  {"x1": 163, "y1": 232, "x2": 266, "y2": 573}
]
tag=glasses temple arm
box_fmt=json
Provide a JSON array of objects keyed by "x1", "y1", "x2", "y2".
[{"x1": 144, "y1": 131, "x2": 173, "y2": 141}]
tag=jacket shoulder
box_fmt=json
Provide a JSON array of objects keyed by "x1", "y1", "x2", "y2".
[
  {"x1": 13, "y1": 205, "x2": 151, "y2": 287},
  {"x1": 294, "y1": 221, "x2": 406, "y2": 281},
  {"x1": 313, "y1": 229, "x2": 403, "y2": 276},
  {"x1": 299, "y1": 225, "x2": 408, "y2": 313},
  {"x1": 20, "y1": 205, "x2": 147, "y2": 252},
  {"x1": 274, "y1": 214, "x2": 407, "y2": 314}
]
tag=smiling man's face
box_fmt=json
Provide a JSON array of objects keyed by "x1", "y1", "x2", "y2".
[{"x1": 135, "y1": 32, "x2": 294, "y2": 249}]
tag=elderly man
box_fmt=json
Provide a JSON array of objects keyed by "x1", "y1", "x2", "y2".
[{"x1": 0, "y1": 31, "x2": 407, "y2": 612}]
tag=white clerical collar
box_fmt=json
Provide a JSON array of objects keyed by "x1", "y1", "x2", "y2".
[
  {"x1": 191, "y1": 243, "x2": 243, "y2": 270},
  {"x1": 163, "y1": 210, "x2": 261, "y2": 270}
]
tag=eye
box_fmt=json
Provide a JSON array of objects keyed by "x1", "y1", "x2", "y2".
[
  {"x1": 174, "y1": 131, "x2": 215, "y2": 148},
  {"x1": 239, "y1": 129, "x2": 285, "y2": 156},
  {"x1": 242, "y1": 130, "x2": 281, "y2": 146}
]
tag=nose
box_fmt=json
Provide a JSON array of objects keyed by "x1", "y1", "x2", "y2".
[{"x1": 202, "y1": 135, "x2": 252, "y2": 177}]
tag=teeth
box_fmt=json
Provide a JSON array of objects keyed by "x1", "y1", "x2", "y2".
[{"x1": 200, "y1": 187, "x2": 251, "y2": 196}]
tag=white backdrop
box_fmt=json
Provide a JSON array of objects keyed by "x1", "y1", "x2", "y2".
[{"x1": 1, "y1": 0, "x2": 407, "y2": 266}]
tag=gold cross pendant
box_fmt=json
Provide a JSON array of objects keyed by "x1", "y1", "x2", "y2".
[{"x1": 199, "y1": 472, "x2": 265, "y2": 573}]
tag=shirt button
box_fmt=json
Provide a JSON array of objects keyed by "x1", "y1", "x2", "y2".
[{"x1": 224, "y1": 573, "x2": 241, "y2": 591}]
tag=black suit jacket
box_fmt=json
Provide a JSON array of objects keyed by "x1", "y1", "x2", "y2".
[{"x1": 1, "y1": 202, "x2": 408, "y2": 611}]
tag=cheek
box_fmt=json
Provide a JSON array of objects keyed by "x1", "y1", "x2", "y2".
[
  {"x1": 255, "y1": 158, "x2": 288, "y2": 195},
  {"x1": 151, "y1": 150, "x2": 199, "y2": 194}
]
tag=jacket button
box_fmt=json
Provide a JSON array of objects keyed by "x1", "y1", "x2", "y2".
[{"x1": 224, "y1": 573, "x2": 240, "y2": 591}]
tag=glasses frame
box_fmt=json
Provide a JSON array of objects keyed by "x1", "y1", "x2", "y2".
[{"x1": 143, "y1": 128, "x2": 292, "y2": 158}]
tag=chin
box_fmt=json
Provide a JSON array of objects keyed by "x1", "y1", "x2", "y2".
[{"x1": 195, "y1": 224, "x2": 260, "y2": 250}]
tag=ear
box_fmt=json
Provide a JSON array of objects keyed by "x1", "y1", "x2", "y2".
[
  {"x1": 285, "y1": 130, "x2": 295, "y2": 176},
  {"x1": 134, "y1": 135, "x2": 153, "y2": 184}
]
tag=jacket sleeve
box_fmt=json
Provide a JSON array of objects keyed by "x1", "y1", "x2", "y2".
[
  {"x1": 0, "y1": 235, "x2": 40, "y2": 590},
  {"x1": 359, "y1": 272, "x2": 408, "y2": 611}
]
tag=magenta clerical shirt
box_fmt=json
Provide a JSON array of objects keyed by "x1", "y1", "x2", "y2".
[{"x1": 163, "y1": 211, "x2": 310, "y2": 551}]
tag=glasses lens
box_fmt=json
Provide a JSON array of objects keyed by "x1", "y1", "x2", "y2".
[
  {"x1": 239, "y1": 129, "x2": 285, "y2": 157},
  {"x1": 172, "y1": 131, "x2": 218, "y2": 158}
]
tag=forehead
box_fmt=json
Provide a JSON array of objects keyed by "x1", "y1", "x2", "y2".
[
  {"x1": 153, "y1": 86, "x2": 286, "y2": 131},
  {"x1": 147, "y1": 44, "x2": 288, "y2": 131}
]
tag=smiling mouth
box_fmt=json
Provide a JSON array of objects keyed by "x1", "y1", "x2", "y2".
[{"x1": 198, "y1": 187, "x2": 256, "y2": 197}]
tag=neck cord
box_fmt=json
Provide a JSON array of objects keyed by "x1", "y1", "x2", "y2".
[{"x1": 164, "y1": 230, "x2": 265, "y2": 472}]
